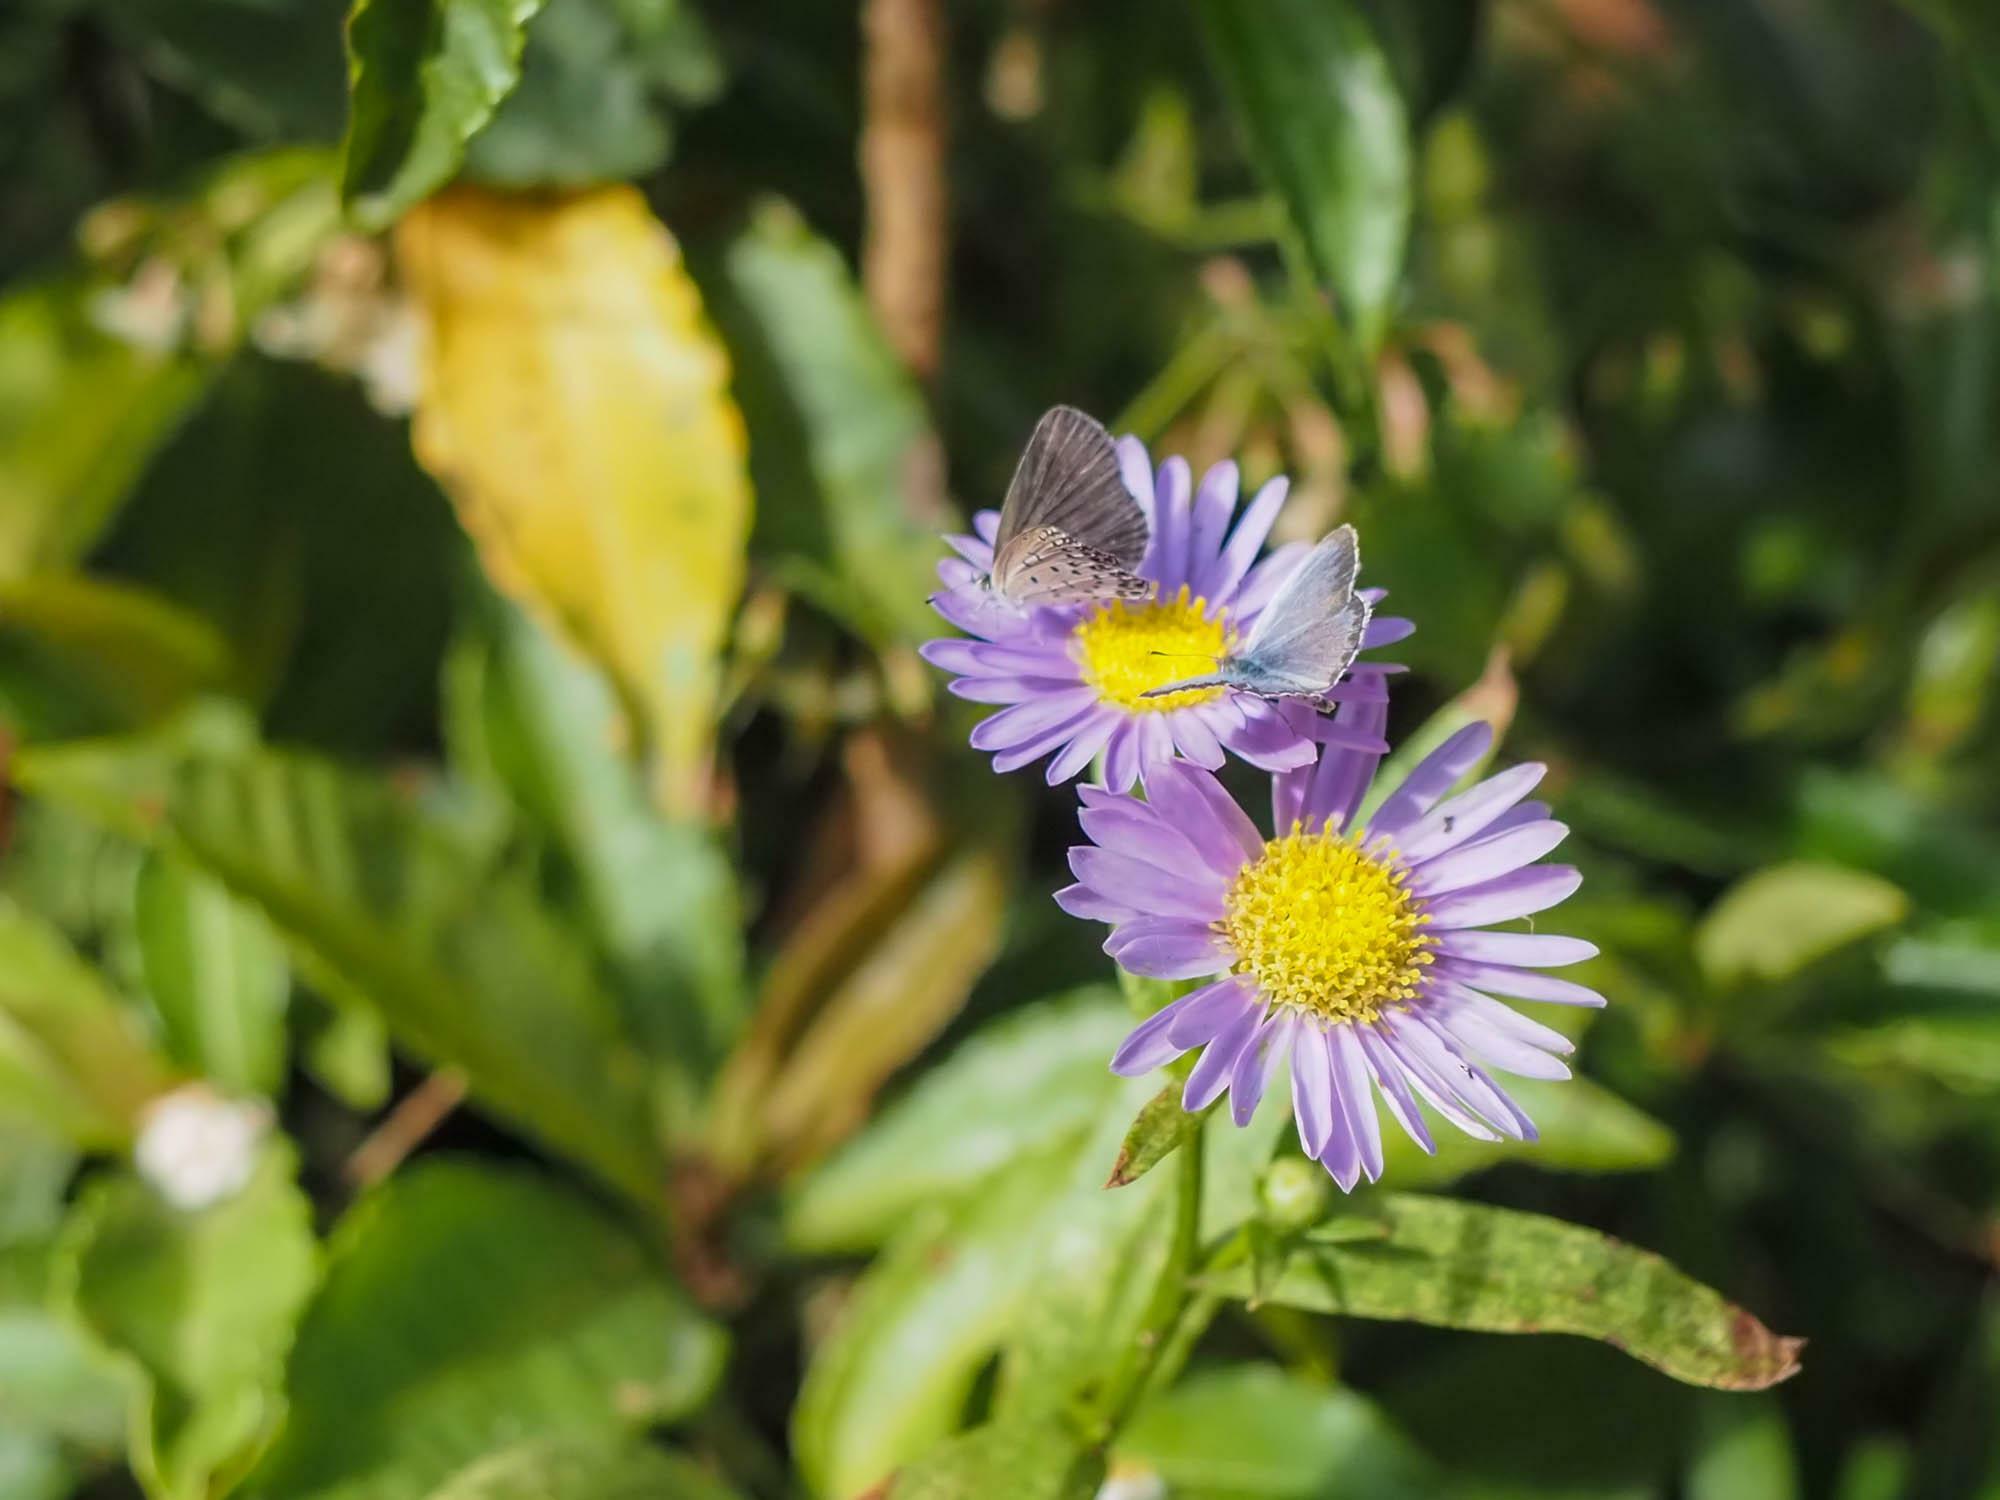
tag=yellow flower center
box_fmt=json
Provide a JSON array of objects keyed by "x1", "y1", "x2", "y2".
[
  {"x1": 1221, "y1": 824, "x2": 1433, "y2": 1024},
  {"x1": 1073, "y1": 586, "x2": 1232, "y2": 712}
]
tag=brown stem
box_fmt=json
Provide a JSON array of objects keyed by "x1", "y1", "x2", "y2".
[
  {"x1": 343, "y1": 1068, "x2": 468, "y2": 1188},
  {"x1": 860, "y1": 0, "x2": 948, "y2": 384}
]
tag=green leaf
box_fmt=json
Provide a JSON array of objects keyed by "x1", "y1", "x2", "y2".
[
  {"x1": 0, "y1": 576, "x2": 235, "y2": 742},
  {"x1": 463, "y1": 0, "x2": 724, "y2": 187},
  {"x1": 1105, "y1": 1081, "x2": 1206, "y2": 1190},
  {"x1": 1824, "y1": 1015, "x2": 2000, "y2": 1092},
  {"x1": 133, "y1": 853, "x2": 289, "y2": 1098},
  {"x1": 93, "y1": 0, "x2": 349, "y2": 141},
  {"x1": 1687, "y1": 1395, "x2": 1799, "y2": 1500},
  {"x1": 64, "y1": 1142, "x2": 318, "y2": 1500},
  {"x1": 445, "y1": 585, "x2": 745, "y2": 1104},
  {"x1": 1695, "y1": 862, "x2": 1909, "y2": 988},
  {"x1": 783, "y1": 990, "x2": 1131, "y2": 1252},
  {"x1": 1196, "y1": 0, "x2": 1411, "y2": 353},
  {"x1": 1201, "y1": 1194, "x2": 1804, "y2": 1391},
  {"x1": 394, "y1": 1435, "x2": 745, "y2": 1499},
  {"x1": 0, "y1": 898, "x2": 174, "y2": 1148},
  {"x1": 712, "y1": 198, "x2": 943, "y2": 647},
  {"x1": 300, "y1": 1002, "x2": 393, "y2": 1112},
  {"x1": 0, "y1": 1291, "x2": 130, "y2": 1456},
  {"x1": 0, "y1": 1126, "x2": 75, "y2": 1248},
  {"x1": 18, "y1": 739, "x2": 666, "y2": 1206},
  {"x1": 883, "y1": 1416, "x2": 1103, "y2": 1500},
  {"x1": 0, "y1": 279, "x2": 209, "y2": 581},
  {"x1": 1116, "y1": 1365, "x2": 1439, "y2": 1499},
  {"x1": 340, "y1": 0, "x2": 547, "y2": 231},
  {"x1": 244, "y1": 1161, "x2": 726, "y2": 1500},
  {"x1": 1379, "y1": 1075, "x2": 1676, "y2": 1190},
  {"x1": 0, "y1": 1429, "x2": 76, "y2": 1500}
]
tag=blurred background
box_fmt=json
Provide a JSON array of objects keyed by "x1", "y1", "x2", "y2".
[{"x1": 2, "y1": 0, "x2": 1999, "y2": 1497}]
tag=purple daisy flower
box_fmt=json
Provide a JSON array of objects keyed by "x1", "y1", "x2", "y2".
[
  {"x1": 921, "y1": 439, "x2": 1413, "y2": 791},
  {"x1": 1060, "y1": 707, "x2": 1604, "y2": 1189}
]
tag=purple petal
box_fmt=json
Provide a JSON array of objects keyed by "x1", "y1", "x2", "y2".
[
  {"x1": 1150, "y1": 457, "x2": 1194, "y2": 593},
  {"x1": 1143, "y1": 760, "x2": 1260, "y2": 879},
  {"x1": 1394, "y1": 1012, "x2": 1536, "y2": 1141},
  {"x1": 969, "y1": 688, "x2": 1099, "y2": 751},
  {"x1": 1317, "y1": 1092, "x2": 1362, "y2": 1192},
  {"x1": 1432, "y1": 980, "x2": 1576, "y2": 1057},
  {"x1": 1434, "y1": 930, "x2": 1599, "y2": 968},
  {"x1": 949, "y1": 674, "x2": 1087, "y2": 705},
  {"x1": 1053, "y1": 882, "x2": 1143, "y2": 924},
  {"x1": 1434, "y1": 958, "x2": 1606, "y2": 1007},
  {"x1": 992, "y1": 704, "x2": 1114, "y2": 774},
  {"x1": 1211, "y1": 476, "x2": 1289, "y2": 601},
  {"x1": 1359, "y1": 1025, "x2": 1435, "y2": 1154},
  {"x1": 1044, "y1": 712, "x2": 1118, "y2": 784},
  {"x1": 1421, "y1": 865, "x2": 1582, "y2": 929},
  {"x1": 1289, "y1": 699, "x2": 1390, "y2": 830},
  {"x1": 1429, "y1": 1003, "x2": 1572, "y2": 1081},
  {"x1": 1117, "y1": 437, "x2": 1157, "y2": 529},
  {"x1": 1078, "y1": 799, "x2": 1210, "y2": 877},
  {"x1": 1185, "y1": 461, "x2": 1239, "y2": 599},
  {"x1": 1392, "y1": 764, "x2": 1549, "y2": 864},
  {"x1": 1481, "y1": 799, "x2": 1552, "y2": 838},
  {"x1": 1107, "y1": 918, "x2": 1230, "y2": 980},
  {"x1": 1219, "y1": 698, "x2": 1319, "y2": 772},
  {"x1": 1068, "y1": 847, "x2": 1225, "y2": 922},
  {"x1": 1136, "y1": 713, "x2": 1176, "y2": 775},
  {"x1": 1167, "y1": 706, "x2": 1228, "y2": 770},
  {"x1": 1111, "y1": 999, "x2": 1192, "y2": 1075},
  {"x1": 1329, "y1": 1024, "x2": 1384, "y2": 1185},
  {"x1": 945, "y1": 532, "x2": 995, "y2": 569},
  {"x1": 1103, "y1": 721, "x2": 1145, "y2": 793},
  {"x1": 973, "y1": 509, "x2": 1001, "y2": 544},
  {"x1": 1367, "y1": 723, "x2": 1496, "y2": 836},
  {"x1": 1409, "y1": 822, "x2": 1570, "y2": 897},
  {"x1": 1163, "y1": 976, "x2": 1258, "y2": 1048},
  {"x1": 1185, "y1": 1003, "x2": 1263, "y2": 1110},
  {"x1": 1229, "y1": 1012, "x2": 1289, "y2": 1127},
  {"x1": 1376, "y1": 1016, "x2": 1504, "y2": 1142},
  {"x1": 922, "y1": 637, "x2": 1074, "y2": 675},
  {"x1": 1361, "y1": 615, "x2": 1415, "y2": 648},
  {"x1": 1290, "y1": 1023, "x2": 1336, "y2": 1157}
]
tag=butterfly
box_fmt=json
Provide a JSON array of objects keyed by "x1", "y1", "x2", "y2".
[
  {"x1": 977, "y1": 405, "x2": 1152, "y2": 609},
  {"x1": 1141, "y1": 524, "x2": 1372, "y2": 705}
]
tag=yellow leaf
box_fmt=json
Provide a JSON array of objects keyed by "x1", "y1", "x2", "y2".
[{"x1": 397, "y1": 186, "x2": 752, "y2": 817}]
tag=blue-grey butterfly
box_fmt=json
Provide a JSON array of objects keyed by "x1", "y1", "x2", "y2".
[
  {"x1": 980, "y1": 406, "x2": 1152, "y2": 609},
  {"x1": 1141, "y1": 524, "x2": 1372, "y2": 704}
]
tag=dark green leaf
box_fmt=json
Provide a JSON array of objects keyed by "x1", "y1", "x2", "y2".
[
  {"x1": 65, "y1": 1143, "x2": 318, "y2": 1499},
  {"x1": 93, "y1": 0, "x2": 349, "y2": 140},
  {"x1": 397, "y1": 1435, "x2": 745, "y2": 1499},
  {"x1": 18, "y1": 739, "x2": 666, "y2": 1205},
  {"x1": 1201, "y1": 1195, "x2": 1805, "y2": 1390},
  {"x1": 463, "y1": 0, "x2": 723, "y2": 187},
  {"x1": 712, "y1": 199, "x2": 943, "y2": 647},
  {"x1": 244, "y1": 1161, "x2": 725, "y2": 1500},
  {"x1": 340, "y1": 0, "x2": 547, "y2": 230},
  {"x1": 133, "y1": 853, "x2": 289, "y2": 1098},
  {"x1": 1196, "y1": 0, "x2": 1411, "y2": 352}
]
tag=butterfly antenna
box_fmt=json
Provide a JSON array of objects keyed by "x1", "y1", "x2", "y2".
[{"x1": 1148, "y1": 650, "x2": 1221, "y2": 665}]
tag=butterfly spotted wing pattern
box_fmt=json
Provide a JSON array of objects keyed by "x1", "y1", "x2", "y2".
[
  {"x1": 989, "y1": 406, "x2": 1151, "y2": 606},
  {"x1": 1143, "y1": 525, "x2": 1372, "y2": 701}
]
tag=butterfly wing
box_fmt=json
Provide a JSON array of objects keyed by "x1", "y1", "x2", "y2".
[
  {"x1": 1228, "y1": 526, "x2": 1371, "y2": 697},
  {"x1": 994, "y1": 525, "x2": 1153, "y2": 606},
  {"x1": 992, "y1": 406, "x2": 1150, "y2": 572}
]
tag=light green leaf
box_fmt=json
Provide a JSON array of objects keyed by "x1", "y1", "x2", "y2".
[
  {"x1": 64, "y1": 1142, "x2": 318, "y2": 1500},
  {"x1": 244, "y1": 1161, "x2": 725, "y2": 1500},
  {"x1": 1695, "y1": 862, "x2": 1909, "y2": 988},
  {"x1": 1687, "y1": 1394, "x2": 1799, "y2": 1500},
  {"x1": 1201, "y1": 1195, "x2": 1804, "y2": 1391},
  {"x1": 0, "y1": 1428, "x2": 76, "y2": 1500},
  {"x1": 884, "y1": 1416, "x2": 1103, "y2": 1500},
  {"x1": 133, "y1": 853, "x2": 289, "y2": 1098},
  {"x1": 1196, "y1": 0, "x2": 1411, "y2": 353},
  {"x1": 445, "y1": 586, "x2": 745, "y2": 1105},
  {"x1": 405, "y1": 1434, "x2": 744, "y2": 1499},
  {"x1": 340, "y1": 0, "x2": 546, "y2": 231},
  {"x1": 300, "y1": 1003, "x2": 393, "y2": 1113},
  {"x1": 0, "y1": 899, "x2": 174, "y2": 1148},
  {"x1": 1824, "y1": 1015, "x2": 2000, "y2": 1092},
  {"x1": 783, "y1": 990, "x2": 1131, "y2": 1253},
  {"x1": 18, "y1": 740, "x2": 665, "y2": 1206},
  {"x1": 1105, "y1": 1081, "x2": 1206, "y2": 1190},
  {"x1": 1116, "y1": 1365, "x2": 1439, "y2": 1499},
  {"x1": 0, "y1": 1297, "x2": 129, "y2": 1456},
  {"x1": 715, "y1": 198, "x2": 944, "y2": 647},
  {"x1": 0, "y1": 1126, "x2": 76, "y2": 1248}
]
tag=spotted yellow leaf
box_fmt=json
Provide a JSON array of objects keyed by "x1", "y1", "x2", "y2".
[{"x1": 398, "y1": 186, "x2": 752, "y2": 817}]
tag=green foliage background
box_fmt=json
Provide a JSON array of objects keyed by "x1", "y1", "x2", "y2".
[{"x1": 3, "y1": 0, "x2": 1999, "y2": 1497}]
